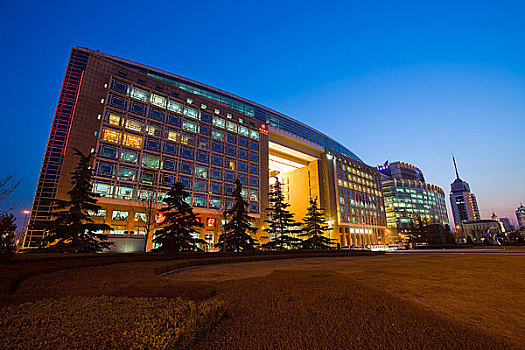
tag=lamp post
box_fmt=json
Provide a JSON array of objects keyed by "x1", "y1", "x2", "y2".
[{"x1": 19, "y1": 210, "x2": 30, "y2": 247}]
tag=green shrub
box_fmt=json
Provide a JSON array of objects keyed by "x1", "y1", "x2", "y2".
[{"x1": 0, "y1": 296, "x2": 224, "y2": 349}]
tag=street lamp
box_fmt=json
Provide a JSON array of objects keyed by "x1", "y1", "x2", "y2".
[{"x1": 19, "y1": 210, "x2": 30, "y2": 246}]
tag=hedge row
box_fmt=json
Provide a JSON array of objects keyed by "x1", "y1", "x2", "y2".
[{"x1": 0, "y1": 296, "x2": 224, "y2": 350}]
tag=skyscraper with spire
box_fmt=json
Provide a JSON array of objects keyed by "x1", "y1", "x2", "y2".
[{"x1": 449, "y1": 157, "x2": 481, "y2": 228}]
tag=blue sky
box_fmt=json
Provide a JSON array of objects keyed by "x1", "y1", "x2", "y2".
[{"x1": 1, "y1": 0, "x2": 524, "y2": 226}]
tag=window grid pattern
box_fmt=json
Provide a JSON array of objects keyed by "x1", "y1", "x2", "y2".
[
  {"x1": 92, "y1": 77, "x2": 260, "y2": 213},
  {"x1": 105, "y1": 57, "x2": 361, "y2": 161},
  {"x1": 335, "y1": 157, "x2": 385, "y2": 227}
]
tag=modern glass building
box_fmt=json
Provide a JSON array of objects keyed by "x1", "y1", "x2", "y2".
[
  {"x1": 449, "y1": 157, "x2": 480, "y2": 228},
  {"x1": 23, "y1": 47, "x2": 386, "y2": 251},
  {"x1": 378, "y1": 161, "x2": 449, "y2": 244}
]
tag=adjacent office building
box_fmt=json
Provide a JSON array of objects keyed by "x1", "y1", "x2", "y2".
[
  {"x1": 516, "y1": 204, "x2": 525, "y2": 229},
  {"x1": 23, "y1": 47, "x2": 387, "y2": 251},
  {"x1": 498, "y1": 217, "x2": 514, "y2": 232},
  {"x1": 449, "y1": 157, "x2": 480, "y2": 229},
  {"x1": 462, "y1": 220, "x2": 501, "y2": 243},
  {"x1": 377, "y1": 161, "x2": 449, "y2": 244}
]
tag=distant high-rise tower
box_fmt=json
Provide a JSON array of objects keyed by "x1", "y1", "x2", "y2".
[
  {"x1": 449, "y1": 157, "x2": 480, "y2": 228},
  {"x1": 516, "y1": 204, "x2": 525, "y2": 229}
]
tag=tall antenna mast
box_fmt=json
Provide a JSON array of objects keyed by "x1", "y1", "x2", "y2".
[{"x1": 452, "y1": 156, "x2": 460, "y2": 179}]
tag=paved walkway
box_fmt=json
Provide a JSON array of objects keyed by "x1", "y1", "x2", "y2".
[{"x1": 388, "y1": 248, "x2": 525, "y2": 255}]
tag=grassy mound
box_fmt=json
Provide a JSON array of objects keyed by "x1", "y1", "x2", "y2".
[{"x1": 0, "y1": 296, "x2": 224, "y2": 350}]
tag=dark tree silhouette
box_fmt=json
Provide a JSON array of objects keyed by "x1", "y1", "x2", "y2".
[
  {"x1": 0, "y1": 213, "x2": 17, "y2": 262},
  {"x1": 299, "y1": 198, "x2": 334, "y2": 249},
  {"x1": 39, "y1": 149, "x2": 113, "y2": 253},
  {"x1": 262, "y1": 177, "x2": 302, "y2": 250},
  {"x1": 216, "y1": 179, "x2": 258, "y2": 252},
  {"x1": 153, "y1": 182, "x2": 206, "y2": 252}
]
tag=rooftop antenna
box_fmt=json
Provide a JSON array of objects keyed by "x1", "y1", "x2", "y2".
[{"x1": 452, "y1": 155, "x2": 460, "y2": 179}]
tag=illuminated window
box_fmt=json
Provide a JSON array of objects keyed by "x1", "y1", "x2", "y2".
[
  {"x1": 113, "y1": 225, "x2": 127, "y2": 235},
  {"x1": 181, "y1": 133, "x2": 195, "y2": 146},
  {"x1": 146, "y1": 124, "x2": 161, "y2": 136},
  {"x1": 131, "y1": 87, "x2": 149, "y2": 102},
  {"x1": 123, "y1": 133, "x2": 143, "y2": 148},
  {"x1": 212, "y1": 116, "x2": 225, "y2": 128},
  {"x1": 195, "y1": 165, "x2": 208, "y2": 178},
  {"x1": 135, "y1": 212, "x2": 147, "y2": 222},
  {"x1": 212, "y1": 130, "x2": 224, "y2": 140},
  {"x1": 184, "y1": 106, "x2": 199, "y2": 119},
  {"x1": 88, "y1": 209, "x2": 106, "y2": 217},
  {"x1": 183, "y1": 120, "x2": 197, "y2": 133},
  {"x1": 151, "y1": 93, "x2": 166, "y2": 108},
  {"x1": 193, "y1": 196, "x2": 206, "y2": 207},
  {"x1": 168, "y1": 130, "x2": 179, "y2": 142},
  {"x1": 138, "y1": 188, "x2": 154, "y2": 201},
  {"x1": 102, "y1": 129, "x2": 121, "y2": 144},
  {"x1": 168, "y1": 100, "x2": 182, "y2": 113},
  {"x1": 225, "y1": 158, "x2": 235, "y2": 170},
  {"x1": 121, "y1": 149, "x2": 138, "y2": 164},
  {"x1": 125, "y1": 119, "x2": 143, "y2": 132},
  {"x1": 142, "y1": 154, "x2": 160, "y2": 169},
  {"x1": 96, "y1": 162, "x2": 115, "y2": 178},
  {"x1": 118, "y1": 167, "x2": 136, "y2": 181},
  {"x1": 115, "y1": 186, "x2": 134, "y2": 200},
  {"x1": 108, "y1": 113, "x2": 121, "y2": 126},
  {"x1": 249, "y1": 129, "x2": 260, "y2": 140},
  {"x1": 141, "y1": 171, "x2": 156, "y2": 185},
  {"x1": 226, "y1": 121, "x2": 237, "y2": 133},
  {"x1": 239, "y1": 125, "x2": 249, "y2": 137},
  {"x1": 249, "y1": 189, "x2": 258, "y2": 201},
  {"x1": 112, "y1": 210, "x2": 129, "y2": 221},
  {"x1": 209, "y1": 198, "x2": 221, "y2": 209}
]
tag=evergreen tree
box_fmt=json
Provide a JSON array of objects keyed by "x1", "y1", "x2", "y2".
[
  {"x1": 153, "y1": 182, "x2": 206, "y2": 252},
  {"x1": 40, "y1": 149, "x2": 112, "y2": 253},
  {"x1": 299, "y1": 198, "x2": 334, "y2": 249},
  {"x1": 262, "y1": 177, "x2": 302, "y2": 250},
  {"x1": 0, "y1": 213, "x2": 17, "y2": 262},
  {"x1": 216, "y1": 179, "x2": 258, "y2": 252}
]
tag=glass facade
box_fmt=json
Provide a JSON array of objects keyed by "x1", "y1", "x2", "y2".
[
  {"x1": 382, "y1": 179, "x2": 448, "y2": 241},
  {"x1": 24, "y1": 47, "x2": 382, "y2": 251},
  {"x1": 335, "y1": 156, "x2": 385, "y2": 231},
  {"x1": 92, "y1": 77, "x2": 262, "y2": 213}
]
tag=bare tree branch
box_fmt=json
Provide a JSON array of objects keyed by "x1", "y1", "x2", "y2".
[{"x1": 0, "y1": 174, "x2": 20, "y2": 216}]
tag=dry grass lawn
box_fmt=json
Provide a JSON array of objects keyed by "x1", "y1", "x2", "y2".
[
  {"x1": 171, "y1": 254, "x2": 525, "y2": 349},
  {"x1": 1, "y1": 251, "x2": 523, "y2": 349}
]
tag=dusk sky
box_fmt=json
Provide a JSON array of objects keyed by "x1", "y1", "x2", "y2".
[{"x1": 1, "y1": 0, "x2": 524, "y2": 226}]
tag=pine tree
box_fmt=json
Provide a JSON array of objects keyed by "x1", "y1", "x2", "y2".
[
  {"x1": 0, "y1": 213, "x2": 17, "y2": 262},
  {"x1": 262, "y1": 177, "x2": 302, "y2": 250},
  {"x1": 153, "y1": 182, "x2": 206, "y2": 252},
  {"x1": 299, "y1": 198, "x2": 334, "y2": 249},
  {"x1": 40, "y1": 149, "x2": 112, "y2": 253},
  {"x1": 216, "y1": 179, "x2": 258, "y2": 252}
]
